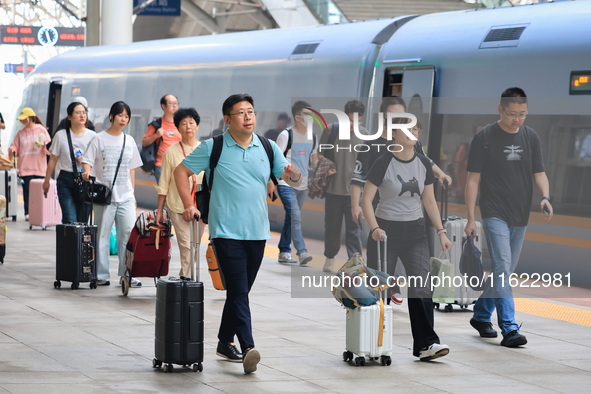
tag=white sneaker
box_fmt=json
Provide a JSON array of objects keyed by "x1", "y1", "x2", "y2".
[
  {"x1": 419, "y1": 343, "x2": 449, "y2": 361},
  {"x1": 278, "y1": 252, "x2": 297, "y2": 264},
  {"x1": 298, "y1": 252, "x2": 313, "y2": 266},
  {"x1": 323, "y1": 258, "x2": 336, "y2": 273},
  {"x1": 25, "y1": 214, "x2": 29, "y2": 221},
  {"x1": 130, "y1": 278, "x2": 142, "y2": 288}
]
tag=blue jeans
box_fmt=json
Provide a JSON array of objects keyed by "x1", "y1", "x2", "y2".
[
  {"x1": 213, "y1": 238, "x2": 266, "y2": 352},
  {"x1": 277, "y1": 185, "x2": 292, "y2": 253},
  {"x1": 94, "y1": 198, "x2": 137, "y2": 281},
  {"x1": 56, "y1": 171, "x2": 89, "y2": 224},
  {"x1": 473, "y1": 217, "x2": 527, "y2": 337},
  {"x1": 278, "y1": 185, "x2": 308, "y2": 255}
]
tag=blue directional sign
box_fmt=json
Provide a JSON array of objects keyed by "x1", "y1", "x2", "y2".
[{"x1": 134, "y1": 0, "x2": 181, "y2": 16}]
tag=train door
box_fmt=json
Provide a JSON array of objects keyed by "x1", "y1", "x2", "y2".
[
  {"x1": 46, "y1": 81, "x2": 62, "y2": 138},
  {"x1": 381, "y1": 66, "x2": 436, "y2": 154}
]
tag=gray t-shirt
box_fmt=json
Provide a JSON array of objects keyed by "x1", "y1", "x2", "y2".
[{"x1": 367, "y1": 153, "x2": 435, "y2": 221}]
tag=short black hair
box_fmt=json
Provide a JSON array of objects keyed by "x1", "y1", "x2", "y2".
[
  {"x1": 174, "y1": 107, "x2": 201, "y2": 129},
  {"x1": 344, "y1": 100, "x2": 365, "y2": 116},
  {"x1": 108, "y1": 101, "x2": 131, "y2": 123},
  {"x1": 278, "y1": 112, "x2": 290, "y2": 121},
  {"x1": 291, "y1": 101, "x2": 311, "y2": 118},
  {"x1": 380, "y1": 97, "x2": 406, "y2": 113},
  {"x1": 500, "y1": 87, "x2": 527, "y2": 108},
  {"x1": 222, "y1": 94, "x2": 254, "y2": 117},
  {"x1": 160, "y1": 94, "x2": 174, "y2": 107}
]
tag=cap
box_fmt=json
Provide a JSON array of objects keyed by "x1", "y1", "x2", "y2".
[
  {"x1": 72, "y1": 96, "x2": 88, "y2": 108},
  {"x1": 17, "y1": 107, "x2": 36, "y2": 120}
]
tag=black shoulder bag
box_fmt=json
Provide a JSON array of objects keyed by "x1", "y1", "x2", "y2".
[
  {"x1": 82, "y1": 134, "x2": 126, "y2": 206},
  {"x1": 65, "y1": 128, "x2": 87, "y2": 203}
]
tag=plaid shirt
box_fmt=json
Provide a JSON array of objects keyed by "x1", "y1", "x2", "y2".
[{"x1": 308, "y1": 156, "x2": 336, "y2": 199}]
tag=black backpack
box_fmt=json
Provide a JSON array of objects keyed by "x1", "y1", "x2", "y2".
[
  {"x1": 195, "y1": 134, "x2": 278, "y2": 224},
  {"x1": 139, "y1": 117, "x2": 163, "y2": 173}
]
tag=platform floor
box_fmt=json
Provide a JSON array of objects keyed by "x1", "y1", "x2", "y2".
[{"x1": 1, "y1": 203, "x2": 591, "y2": 393}]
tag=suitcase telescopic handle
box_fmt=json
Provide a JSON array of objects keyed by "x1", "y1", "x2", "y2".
[
  {"x1": 376, "y1": 234, "x2": 388, "y2": 299},
  {"x1": 189, "y1": 214, "x2": 200, "y2": 282},
  {"x1": 441, "y1": 179, "x2": 448, "y2": 223}
]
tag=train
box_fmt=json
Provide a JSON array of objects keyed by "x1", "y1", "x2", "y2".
[{"x1": 9, "y1": 0, "x2": 591, "y2": 286}]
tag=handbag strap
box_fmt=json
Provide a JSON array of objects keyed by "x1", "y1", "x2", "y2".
[
  {"x1": 111, "y1": 134, "x2": 126, "y2": 188},
  {"x1": 65, "y1": 127, "x2": 79, "y2": 177}
]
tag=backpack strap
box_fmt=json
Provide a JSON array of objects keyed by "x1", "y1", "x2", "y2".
[
  {"x1": 283, "y1": 128, "x2": 293, "y2": 157},
  {"x1": 149, "y1": 117, "x2": 163, "y2": 151},
  {"x1": 258, "y1": 134, "x2": 278, "y2": 186},
  {"x1": 206, "y1": 134, "x2": 224, "y2": 192}
]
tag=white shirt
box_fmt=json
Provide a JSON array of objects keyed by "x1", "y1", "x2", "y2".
[
  {"x1": 275, "y1": 128, "x2": 317, "y2": 191},
  {"x1": 82, "y1": 132, "x2": 143, "y2": 203},
  {"x1": 50, "y1": 128, "x2": 96, "y2": 176}
]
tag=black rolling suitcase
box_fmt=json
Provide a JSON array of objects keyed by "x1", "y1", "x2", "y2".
[
  {"x1": 54, "y1": 207, "x2": 97, "y2": 290},
  {"x1": 153, "y1": 217, "x2": 204, "y2": 373}
]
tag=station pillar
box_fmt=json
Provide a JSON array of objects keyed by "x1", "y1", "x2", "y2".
[{"x1": 100, "y1": 0, "x2": 133, "y2": 45}]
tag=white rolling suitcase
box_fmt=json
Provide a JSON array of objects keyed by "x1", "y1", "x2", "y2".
[
  {"x1": 343, "y1": 235, "x2": 393, "y2": 366},
  {"x1": 432, "y1": 184, "x2": 482, "y2": 311},
  {"x1": 0, "y1": 170, "x2": 18, "y2": 222}
]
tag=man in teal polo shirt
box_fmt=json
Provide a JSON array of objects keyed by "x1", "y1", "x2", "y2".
[{"x1": 175, "y1": 94, "x2": 301, "y2": 374}]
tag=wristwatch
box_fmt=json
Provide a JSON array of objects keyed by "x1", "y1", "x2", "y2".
[{"x1": 541, "y1": 196, "x2": 551, "y2": 203}]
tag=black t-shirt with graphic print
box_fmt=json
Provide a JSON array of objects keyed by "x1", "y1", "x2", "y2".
[
  {"x1": 367, "y1": 152, "x2": 435, "y2": 222},
  {"x1": 467, "y1": 122, "x2": 545, "y2": 227}
]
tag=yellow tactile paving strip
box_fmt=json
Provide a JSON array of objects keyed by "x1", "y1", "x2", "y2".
[{"x1": 515, "y1": 298, "x2": 591, "y2": 327}]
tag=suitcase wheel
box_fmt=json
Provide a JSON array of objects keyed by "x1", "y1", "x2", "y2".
[
  {"x1": 90, "y1": 281, "x2": 97, "y2": 290},
  {"x1": 71, "y1": 282, "x2": 79, "y2": 290},
  {"x1": 54, "y1": 280, "x2": 61, "y2": 289},
  {"x1": 29, "y1": 225, "x2": 32, "y2": 230},
  {"x1": 164, "y1": 363, "x2": 173, "y2": 373},
  {"x1": 343, "y1": 351, "x2": 353, "y2": 362},
  {"x1": 152, "y1": 358, "x2": 162, "y2": 368},
  {"x1": 354, "y1": 357, "x2": 365, "y2": 366},
  {"x1": 444, "y1": 304, "x2": 453, "y2": 312},
  {"x1": 121, "y1": 277, "x2": 129, "y2": 296},
  {"x1": 192, "y1": 363, "x2": 203, "y2": 372},
  {"x1": 380, "y1": 356, "x2": 392, "y2": 366}
]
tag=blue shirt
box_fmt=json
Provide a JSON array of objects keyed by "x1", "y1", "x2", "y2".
[{"x1": 182, "y1": 132, "x2": 288, "y2": 240}]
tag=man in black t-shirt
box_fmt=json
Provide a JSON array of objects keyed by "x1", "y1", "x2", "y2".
[{"x1": 465, "y1": 87, "x2": 553, "y2": 348}]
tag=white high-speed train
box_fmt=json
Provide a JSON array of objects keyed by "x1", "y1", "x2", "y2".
[{"x1": 12, "y1": 1, "x2": 591, "y2": 286}]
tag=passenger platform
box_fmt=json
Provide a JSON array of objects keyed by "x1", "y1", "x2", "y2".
[{"x1": 1, "y1": 201, "x2": 590, "y2": 393}]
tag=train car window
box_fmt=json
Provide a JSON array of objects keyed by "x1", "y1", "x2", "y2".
[
  {"x1": 290, "y1": 42, "x2": 321, "y2": 60},
  {"x1": 569, "y1": 71, "x2": 591, "y2": 95},
  {"x1": 480, "y1": 24, "x2": 528, "y2": 49}
]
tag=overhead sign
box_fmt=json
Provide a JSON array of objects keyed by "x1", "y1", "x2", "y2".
[
  {"x1": 4, "y1": 64, "x2": 36, "y2": 73},
  {"x1": 133, "y1": 0, "x2": 181, "y2": 16},
  {"x1": 0, "y1": 25, "x2": 85, "y2": 47}
]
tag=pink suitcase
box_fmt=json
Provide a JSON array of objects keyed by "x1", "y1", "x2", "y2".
[{"x1": 29, "y1": 179, "x2": 61, "y2": 230}]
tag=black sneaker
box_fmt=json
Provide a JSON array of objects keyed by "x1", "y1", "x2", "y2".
[
  {"x1": 96, "y1": 280, "x2": 110, "y2": 286},
  {"x1": 216, "y1": 341, "x2": 243, "y2": 362},
  {"x1": 470, "y1": 318, "x2": 498, "y2": 338},
  {"x1": 501, "y1": 330, "x2": 527, "y2": 347}
]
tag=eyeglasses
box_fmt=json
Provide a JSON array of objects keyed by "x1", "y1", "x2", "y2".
[
  {"x1": 167, "y1": 101, "x2": 179, "y2": 106},
  {"x1": 230, "y1": 110, "x2": 256, "y2": 118},
  {"x1": 503, "y1": 108, "x2": 527, "y2": 120}
]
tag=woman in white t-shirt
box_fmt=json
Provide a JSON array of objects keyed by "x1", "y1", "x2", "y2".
[
  {"x1": 82, "y1": 101, "x2": 143, "y2": 287},
  {"x1": 43, "y1": 101, "x2": 96, "y2": 223}
]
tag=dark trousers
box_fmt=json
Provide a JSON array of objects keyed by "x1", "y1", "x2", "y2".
[
  {"x1": 324, "y1": 193, "x2": 362, "y2": 259},
  {"x1": 56, "y1": 171, "x2": 90, "y2": 224},
  {"x1": 21, "y1": 175, "x2": 44, "y2": 215},
  {"x1": 367, "y1": 217, "x2": 440, "y2": 357},
  {"x1": 213, "y1": 238, "x2": 266, "y2": 352}
]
